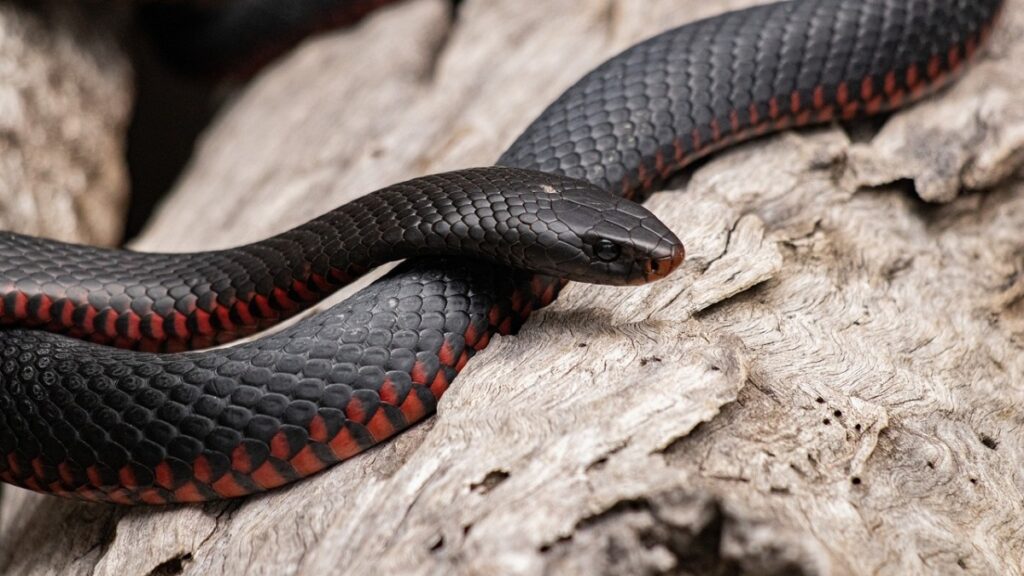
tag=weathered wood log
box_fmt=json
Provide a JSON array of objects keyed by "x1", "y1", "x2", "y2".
[
  {"x1": 0, "y1": 1, "x2": 131, "y2": 245},
  {"x1": 3, "y1": 0, "x2": 1024, "y2": 574}
]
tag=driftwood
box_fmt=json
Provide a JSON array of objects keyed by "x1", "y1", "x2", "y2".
[
  {"x1": 3, "y1": 0, "x2": 1024, "y2": 574},
  {"x1": 0, "y1": 1, "x2": 131, "y2": 245}
]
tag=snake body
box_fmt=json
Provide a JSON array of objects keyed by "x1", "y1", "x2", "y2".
[
  {"x1": 0, "y1": 168, "x2": 680, "y2": 352},
  {"x1": 0, "y1": 0, "x2": 1004, "y2": 503}
]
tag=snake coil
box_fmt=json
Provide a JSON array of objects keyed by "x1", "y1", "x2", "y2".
[{"x1": 0, "y1": 0, "x2": 1005, "y2": 503}]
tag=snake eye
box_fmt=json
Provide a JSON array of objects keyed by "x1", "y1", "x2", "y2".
[{"x1": 595, "y1": 239, "x2": 621, "y2": 262}]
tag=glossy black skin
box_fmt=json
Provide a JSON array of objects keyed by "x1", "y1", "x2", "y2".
[
  {"x1": 0, "y1": 167, "x2": 681, "y2": 351},
  {"x1": 0, "y1": 0, "x2": 1004, "y2": 503}
]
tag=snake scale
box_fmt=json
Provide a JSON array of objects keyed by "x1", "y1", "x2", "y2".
[{"x1": 0, "y1": 0, "x2": 1004, "y2": 503}]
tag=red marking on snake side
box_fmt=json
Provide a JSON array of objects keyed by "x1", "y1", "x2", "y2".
[
  {"x1": 174, "y1": 482, "x2": 203, "y2": 502},
  {"x1": 58, "y1": 462, "x2": 75, "y2": 485},
  {"x1": 108, "y1": 489, "x2": 135, "y2": 505},
  {"x1": 253, "y1": 294, "x2": 273, "y2": 317},
  {"x1": 379, "y1": 378, "x2": 399, "y2": 404},
  {"x1": 58, "y1": 300, "x2": 74, "y2": 327},
  {"x1": 140, "y1": 489, "x2": 167, "y2": 505},
  {"x1": 474, "y1": 330, "x2": 491, "y2": 350},
  {"x1": 270, "y1": 431, "x2": 294, "y2": 460},
  {"x1": 194, "y1": 309, "x2": 212, "y2": 335},
  {"x1": 124, "y1": 313, "x2": 141, "y2": 340},
  {"x1": 290, "y1": 446, "x2": 325, "y2": 476},
  {"x1": 860, "y1": 77, "x2": 875, "y2": 101},
  {"x1": 250, "y1": 461, "x2": 287, "y2": 489},
  {"x1": 193, "y1": 455, "x2": 214, "y2": 484},
  {"x1": 11, "y1": 292, "x2": 26, "y2": 318},
  {"x1": 230, "y1": 446, "x2": 253, "y2": 474},
  {"x1": 948, "y1": 45, "x2": 961, "y2": 69},
  {"x1": 30, "y1": 457, "x2": 46, "y2": 480},
  {"x1": 906, "y1": 64, "x2": 920, "y2": 88},
  {"x1": 673, "y1": 138, "x2": 687, "y2": 164},
  {"x1": 85, "y1": 466, "x2": 106, "y2": 488},
  {"x1": 438, "y1": 340, "x2": 456, "y2": 366},
  {"x1": 410, "y1": 361, "x2": 429, "y2": 385},
  {"x1": 234, "y1": 300, "x2": 256, "y2": 326},
  {"x1": 328, "y1": 427, "x2": 360, "y2": 459},
  {"x1": 272, "y1": 287, "x2": 296, "y2": 309},
  {"x1": 34, "y1": 296, "x2": 52, "y2": 322},
  {"x1": 147, "y1": 313, "x2": 166, "y2": 341},
  {"x1": 837, "y1": 82, "x2": 850, "y2": 106},
  {"x1": 310, "y1": 273, "x2": 331, "y2": 292},
  {"x1": 309, "y1": 414, "x2": 329, "y2": 442},
  {"x1": 345, "y1": 397, "x2": 367, "y2": 422},
  {"x1": 291, "y1": 280, "x2": 316, "y2": 301},
  {"x1": 789, "y1": 91, "x2": 802, "y2": 114},
  {"x1": 119, "y1": 466, "x2": 139, "y2": 489},
  {"x1": 430, "y1": 370, "x2": 449, "y2": 398},
  {"x1": 400, "y1": 393, "x2": 426, "y2": 421},
  {"x1": 155, "y1": 462, "x2": 176, "y2": 490},
  {"x1": 366, "y1": 411, "x2": 394, "y2": 442},
  {"x1": 212, "y1": 473, "x2": 249, "y2": 499},
  {"x1": 23, "y1": 477, "x2": 42, "y2": 493},
  {"x1": 170, "y1": 311, "x2": 188, "y2": 338}
]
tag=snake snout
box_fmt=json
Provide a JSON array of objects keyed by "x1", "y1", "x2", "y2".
[{"x1": 640, "y1": 242, "x2": 685, "y2": 284}]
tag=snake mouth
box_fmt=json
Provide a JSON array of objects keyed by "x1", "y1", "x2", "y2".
[{"x1": 640, "y1": 243, "x2": 685, "y2": 283}]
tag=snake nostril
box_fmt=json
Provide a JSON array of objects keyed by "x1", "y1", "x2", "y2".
[{"x1": 645, "y1": 244, "x2": 684, "y2": 281}]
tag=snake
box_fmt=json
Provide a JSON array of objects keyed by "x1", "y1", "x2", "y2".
[{"x1": 0, "y1": 0, "x2": 1004, "y2": 504}]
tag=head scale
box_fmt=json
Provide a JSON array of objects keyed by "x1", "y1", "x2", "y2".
[{"x1": 505, "y1": 172, "x2": 684, "y2": 286}]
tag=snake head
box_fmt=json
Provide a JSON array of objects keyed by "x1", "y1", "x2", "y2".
[{"x1": 510, "y1": 173, "x2": 685, "y2": 286}]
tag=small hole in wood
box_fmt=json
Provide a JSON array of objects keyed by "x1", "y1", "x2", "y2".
[
  {"x1": 980, "y1": 435, "x2": 999, "y2": 450},
  {"x1": 148, "y1": 554, "x2": 193, "y2": 576},
  {"x1": 429, "y1": 535, "x2": 445, "y2": 553},
  {"x1": 471, "y1": 470, "x2": 510, "y2": 494}
]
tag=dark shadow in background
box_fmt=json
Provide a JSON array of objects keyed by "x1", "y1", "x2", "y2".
[
  {"x1": 122, "y1": 32, "x2": 220, "y2": 244},
  {"x1": 122, "y1": 0, "x2": 465, "y2": 245}
]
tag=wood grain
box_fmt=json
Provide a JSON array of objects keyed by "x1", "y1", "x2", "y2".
[{"x1": 3, "y1": 0, "x2": 1024, "y2": 574}]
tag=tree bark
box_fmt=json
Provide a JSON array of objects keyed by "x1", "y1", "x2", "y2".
[{"x1": 3, "y1": 0, "x2": 1024, "y2": 574}]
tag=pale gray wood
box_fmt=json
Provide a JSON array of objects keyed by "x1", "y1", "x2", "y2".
[
  {"x1": 0, "y1": 1, "x2": 131, "y2": 245},
  {"x1": 4, "y1": 0, "x2": 1024, "y2": 574}
]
